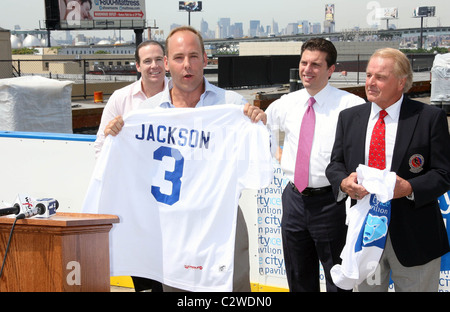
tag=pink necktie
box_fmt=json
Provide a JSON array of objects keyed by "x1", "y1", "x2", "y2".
[
  {"x1": 368, "y1": 110, "x2": 388, "y2": 170},
  {"x1": 294, "y1": 97, "x2": 316, "y2": 192}
]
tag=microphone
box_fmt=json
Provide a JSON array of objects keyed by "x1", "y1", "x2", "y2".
[
  {"x1": 34, "y1": 198, "x2": 59, "y2": 218},
  {"x1": 0, "y1": 204, "x2": 20, "y2": 217},
  {"x1": 13, "y1": 194, "x2": 59, "y2": 219},
  {"x1": 16, "y1": 203, "x2": 46, "y2": 219}
]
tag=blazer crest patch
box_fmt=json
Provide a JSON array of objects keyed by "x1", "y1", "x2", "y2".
[{"x1": 409, "y1": 154, "x2": 424, "y2": 173}]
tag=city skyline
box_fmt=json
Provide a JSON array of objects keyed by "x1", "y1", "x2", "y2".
[{"x1": 1, "y1": 0, "x2": 449, "y2": 42}]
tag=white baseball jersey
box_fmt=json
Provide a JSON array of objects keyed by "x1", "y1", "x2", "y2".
[{"x1": 82, "y1": 104, "x2": 273, "y2": 291}]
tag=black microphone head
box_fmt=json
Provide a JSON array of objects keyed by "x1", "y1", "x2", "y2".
[{"x1": 35, "y1": 203, "x2": 46, "y2": 215}]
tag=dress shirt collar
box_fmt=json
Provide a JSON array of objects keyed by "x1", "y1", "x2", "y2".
[
  {"x1": 131, "y1": 77, "x2": 169, "y2": 98},
  {"x1": 158, "y1": 77, "x2": 214, "y2": 108},
  {"x1": 199, "y1": 78, "x2": 216, "y2": 102},
  {"x1": 370, "y1": 95, "x2": 403, "y2": 122},
  {"x1": 157, "y1": 78, "x2": 174, "y2": 107},
  {"x1": 131, "y1": 78, "x2": 145, "y2": 97},
  {"x1": 304, "y1": 83, "x2": 332, "y2": 109}
]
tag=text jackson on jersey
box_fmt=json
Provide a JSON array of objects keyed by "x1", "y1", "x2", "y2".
[{"x1": 135, "y1": 123, "x2": 211, "y2": 149}]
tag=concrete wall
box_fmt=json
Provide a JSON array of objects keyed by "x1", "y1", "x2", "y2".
[
  {"x1": 239, "y1": 40, "x2": 400, "y2": 59},
  {"x1": 333, "y1": 41, "x2": 400, "y2": 61},
  {"x1": 11, "y1": 54, "x2": 135, "y2": 75},
  {"x1": 0, "y1": 29, "x2": 13, "y2": 78},
  {"x1": 239, "y1": 41, "x2": 303, "y2": 56}
]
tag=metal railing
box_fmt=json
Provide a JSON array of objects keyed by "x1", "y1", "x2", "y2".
[
  {"x1": 0, "y1": 58, "x2": 138, "y2": 99},
  {"x1": 0, "y1": 53, "x2": 436, "y2": 97}
]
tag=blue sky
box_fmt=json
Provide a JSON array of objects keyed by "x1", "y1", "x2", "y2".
[{"x1": 1, "y1": 0, "x2": 448, "y2": 39}]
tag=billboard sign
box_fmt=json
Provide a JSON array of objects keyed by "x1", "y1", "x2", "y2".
[
  {"x1": 325, "y1": 4, "x2": 335, "y2": 22},
  {"x1": 179, "y1": 1, "x2": 202, "y2": 12},
  {"x1": 55, "y1": 0, "x2": 146, "y2": 30},
  {"x1": 413, "y1": 6, "x2": 436, "y2": 17},
  {"x1": 375, "y1": 7, "x2": 398, "y2": 20}
]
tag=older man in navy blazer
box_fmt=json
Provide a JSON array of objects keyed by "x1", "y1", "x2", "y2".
[{"x1": 326, "y1": 48, "x2": 450, "y2": 291}]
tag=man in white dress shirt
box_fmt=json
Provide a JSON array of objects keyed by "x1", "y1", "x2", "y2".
[
  {"x1": 265, "y1": 38, "x2": 365, "y2": 292},
  {"x1": 93, "y1": 40, "x2": 168, "y2": 292},
  {"x1": 94, "y1": 40, "x2": 168, "y2": 157}
]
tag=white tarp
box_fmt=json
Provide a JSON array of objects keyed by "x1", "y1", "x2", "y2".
[
  {"x1": 0, "y1": 76, "x2": 73, "y2": 133},
  {"x1": 431, "y1": 53, "x2": 450, "y2": 103}
]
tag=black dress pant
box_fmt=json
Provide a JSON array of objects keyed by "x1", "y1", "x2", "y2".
[
  {"x1": 281, "y1": 183, "x2": 348, "y2": 292},
  {"x1": 131, "y1": 276, "x2": 163, "y2": 292}
]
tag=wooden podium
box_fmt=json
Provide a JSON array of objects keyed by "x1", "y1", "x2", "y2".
[{"x1": 0, "y1": 212, "x2": 119, "y2": 292}]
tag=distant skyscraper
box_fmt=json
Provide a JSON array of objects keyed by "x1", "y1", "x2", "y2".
[
  {"x1": 170, "y1": 23, "x2": 182, "y2": 31},
  {"x1": 311, "y1": 23, "x2": 321, "y2": 34},
  {"x1": 271, "y1": 20, "x2": 279, "y2": 35},
  {"x1": 65, "y1": 30, "x2": 72, "y2": 43},
  {"x1": 200, "y1": 18, "x2": 209, "y2": 38},
  {"x1": 218, "y1": 18, "x2": 231, "y2": 38},
  {"x1": 299, "y1": 20, "x2": 310, "y2": 34},
  {"x1": 230, "y1": 22, "x2": 243, "y2": 38},
  {"x1": 249, "y1": 20, "x2": 260, "y2": 37},
  {"x1": 286, "y1": 23, "x2": 299, "y2": 35},
  {"x1": 324, "y1": 20, "x2": 335, "y2": 33}
]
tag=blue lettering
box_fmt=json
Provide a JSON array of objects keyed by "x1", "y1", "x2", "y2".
[
  {"x1": 146, "y1": 124, "x2": 155, "y2": 141},
  {"x1": 135, "y1": 124, "x2": 145, "y2": 140},
  {"x1": 201, "y1": 132, "x2": 211, "y2": 149},
  {"x1": 157, "y1": 125, "x2": 166, "y2": 143},
  {"x1": 135, "y1": 124, "x2": 211, "y2": 150},
  {"x1": 178, "y1": 128, "x2": 188, "y2": 146},
  {"x1": 189, "y1": 130, "x2": 199, "y2": 148},
  {"x1": 167, "y1": 127, "x2": 177, "y2": 145},
  {"x1": 151, "y1": 146, "x2": 184, "y2": 206}
]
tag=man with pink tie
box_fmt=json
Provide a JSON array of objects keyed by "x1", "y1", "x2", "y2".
[{"x1": 265, "y1": 38, "x2": 365, "y2": 292}]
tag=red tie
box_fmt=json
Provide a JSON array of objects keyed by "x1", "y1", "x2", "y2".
[
  {"x1": 368, "y1": 110, "x2": 388, "y2": 170},
  {"x1": 294, "y1": 97, "x2": 316, "y2": 192}
]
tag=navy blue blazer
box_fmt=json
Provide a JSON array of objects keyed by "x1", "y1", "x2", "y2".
[{"x1": 326, "y1": 97, "x2": 450, "y2": 267}]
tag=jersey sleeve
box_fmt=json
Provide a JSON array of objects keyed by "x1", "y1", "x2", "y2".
[
  {"x1": 237, "y1": 116, "x2": 273, "y2": 190},
  {"x1": 81, "y1": 135, "x2": 114, "y2": 214}
]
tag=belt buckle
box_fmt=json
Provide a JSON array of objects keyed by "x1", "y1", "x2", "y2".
[
  {"x1": 301, "y1": 188, "x2": 313, "y2": 196},
  {"x1": 300, "y1": 186, "x2": 331, "y2": 196},
  {"x1": 291, "y1": 182, "x2": 302, "y2": 195},
  {"x1": 291, "y1": 182, "x2": 313, "y2": 196}
]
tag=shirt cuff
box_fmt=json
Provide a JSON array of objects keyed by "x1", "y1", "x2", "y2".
[
  {"x1": 406, "y1": 192, "x2": 415, "y2": 201},
  {"x1": 337, "y1": 187, "x2": 347, "y2": 202}
]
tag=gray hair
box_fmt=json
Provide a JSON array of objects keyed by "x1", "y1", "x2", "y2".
[{"x1": 369, "y1": 48, "x2": 413, "y2": 93}]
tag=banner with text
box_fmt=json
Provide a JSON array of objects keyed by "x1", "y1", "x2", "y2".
[{"x1": 59, "y1": 0, "x2": 146, "y2": 29}]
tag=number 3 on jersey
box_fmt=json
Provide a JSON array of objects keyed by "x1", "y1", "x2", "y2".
[{"x1": 151, "y1": 146, "x2": 184, "y2": 205}]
